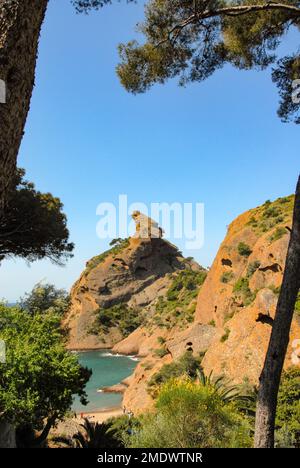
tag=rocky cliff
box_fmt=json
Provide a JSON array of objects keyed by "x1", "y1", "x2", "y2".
[
  {"x1": 113, "y1": 196, "x2": 300, "y2": 413},
  {"x1": 67, "y1": 199, "x2": 300, "y2": 414},
  {"x1": 65, "y1": 215, "x2": 205, "y2": 350},
  {"x1": 192, "y1": 195, "x2": 300, "y2": 383}
]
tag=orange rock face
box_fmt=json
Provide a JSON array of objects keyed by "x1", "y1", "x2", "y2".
[
  {"x1": 65, "y1": 197, "x2": 300, "y2": 413},
  {"x1": 65, "y1": 236, "x2": 201, "y2": 350},
  {"x1": 194, "y1": 195, "x2": 300, "y2": 384}
]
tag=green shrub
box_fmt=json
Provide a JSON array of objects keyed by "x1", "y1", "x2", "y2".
[
  {"x1": 233, "y1": 278, "x2": 256, "y2": 306},
  {"x1": 220, "y1": 327, "x2": 230, "y2": 343},
  {"x1": 154, "y1": 347, "x2": 169, "y2": 358},
  {"x1": 269, "y1": 284, "x2": 281, "y2": 296},
  {"x1": 85, "y1": 238, "x2": 130, "y2": 274},
  {"x1": 247, "y1": 261, "x2": 261, "y2": 277},
  {"x1": 149, "y1": 270, "x2": 207, "y2": 329},
  {"x1": 247, "y1": 196, "x2": 294, "y2": 235},
  {"x1": 295, "y1": 292, "x2": 300, "y2": 317},
  {"x1": 148, "y1": 352, "x2": 202, "y2": 396},
  {"x1": 220, "y1": 271, "x2": 234, "y2": 284},
  {"x1": 237, "y1": 242, "x2": 252, "y2": 257},
  {"x1": 157, "y1": 336, "x2": 166, "y2": 345},
  {"x1": 91, "y1": 303, "x2": 142, "y2": 338},
  {"x1": 269, "y1": 227, "x2": 287, "y2": 243},
  {"x1": 208, "y1": 319, "x2": 216, "y2": 327},
  {"x1": 129, "y1": 379, "x2": 252, "y2": 448},
  {"x1": 0, "y1": 304, "x2": 91, "y2": 439},
  {"x1": 247, "y1": 216, "x2": 258, "y2": 227},
  {"x1": 19, "y1": 283, "x2": 70, "y2": 316},
  {"x1": 275, "y1": 368, "x2": 300, "y2": 447}
]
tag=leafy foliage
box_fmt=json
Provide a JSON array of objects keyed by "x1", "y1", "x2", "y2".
[
  {"x1": 72, "y1": 0, "x2": 135, "y2": 14},
  {"x1": 0, "y1": 304, "x2": 91, "y2": 443},
  {"x1": 220, "y1": 271, "x2": 234, "y2": 283},
  {"x1": 220, "y1": 327, "x2": 230, "y2": 343},
  {"x1": 129, "y1": 378, "x2": 252, "y2": 448},
  {"x1": 237, "y1": 242, "x2": 252, "y2": 257},
  {"x1": 73, "y1": 418, "x2": 122, "y2": 448},
  {"x1": 148, "y1": 352, "x2": 203, "y2": 396},
  {"x1": 19, "y1": 283, "x2": 70, "y2": 316},
  {"x1": 233, "y1": 277, "x2": 256, "y2": 306},
  {"x1": 149, "y1": 269, "x2": 207, "y2": 329},
  {"x1": 276, "y1": 367, "x2": 300, "y2": 447},
  {"x1": 90, "y1": 303, "x2": 142, "y2": 338},
  {"x1": 247, "y1": 261, "x2": 261, "y2": 277},
  {"x1": 85, "y1": 238, "x2": 130, "y2": 274},
  {"x1": 0, "y1": 169, "x2": 74, "y2": 265},
  {"x1": 247, "y1": 195, "x2": 294, "y2": 233},
  {"x1": 295, "y1": 291, "x2": 300, "y2": 316},
  {"x1": 116, "y1": 0, "x2": 300, "y2": 123},
  {"x1": 269, "y1": 227, "x2": 287, "y2": 243}
]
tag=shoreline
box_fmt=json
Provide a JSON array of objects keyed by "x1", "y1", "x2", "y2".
[
  {"x1": 74, "y1": 406, "x2": 123, "y2": 423},
  {"x1": 68, "y1": 347, "x2": 141, "y2": 359}
]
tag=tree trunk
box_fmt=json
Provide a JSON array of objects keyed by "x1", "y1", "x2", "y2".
[
  {"x1": 0, "y1": 0, "x2": 48, "y2": 217},
  {"x1": 254, "y1": 175, "x2": 300, "y2": 448},
  {"x1": 0, "y1": 420, "x2": 16, "y2": 448}
]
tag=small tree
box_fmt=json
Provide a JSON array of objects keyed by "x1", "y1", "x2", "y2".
[
  {"x1": 275, "y1": 367, "x2": 300, "y2": 447},
  {"x1": 117, "y1": 1, "x2": 300, "y2": 124},
  {"x1": 0, "y1": 304, "x2": 91, "y2": 447},
  {"x1": 129, "y1": 378, "x2": 252, "y2": 448},
  {"x1": 19, "y1": 283, "x2": 70, "y2": 316},
  {"x1": 0, "y1": 169, "x2": 74, "y2": 265}
]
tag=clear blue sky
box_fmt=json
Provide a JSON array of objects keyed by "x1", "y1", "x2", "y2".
[{"x1": 0, "y1": 0, "x2": 299, "y2": 302}]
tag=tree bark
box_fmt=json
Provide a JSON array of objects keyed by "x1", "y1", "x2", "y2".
[
  {"x1": 254, "y1": 175, "x2": 300, "y2": 448},
  {"x1": 0, "y1": 420, "x2": 16, "y2": 448},
  {"x1": 0, "y1": 0, "x2": 48, "y2": 217}
]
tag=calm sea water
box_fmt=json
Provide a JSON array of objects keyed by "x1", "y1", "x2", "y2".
[{"x1": 72, "y1": 350, "x2": 138, "y2": 413}]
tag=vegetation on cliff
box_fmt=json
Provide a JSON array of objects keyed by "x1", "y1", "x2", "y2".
[
  {"x1": 247, "y1": 195, "x2": 294, "y2": 236},
  {"x1": 148, "y1": 269, "x2": 207, "y2": 330},
  {"x1": 148, "y1": 352, "x2": 204, "y2": 397},
  {"x1": 89, "y1": 303, "x2": 143, "y2": 338},
  {"x1": 84, "y1": 238, "x2": 130, "y2": 275}
]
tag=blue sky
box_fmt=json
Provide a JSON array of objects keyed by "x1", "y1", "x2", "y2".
[{"x1": 0, "y1": 0, "x2": 299, "y2": 302}]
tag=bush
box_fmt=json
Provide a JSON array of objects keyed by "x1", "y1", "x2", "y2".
[
  {"x1": 275, "y1": 368, "x2": 300, "y2": 447},
  {"x1": 295, "y1": 292, "x2": 300, "y2": 317},
  {"x1": 237, "y1": 242, "x2": 252, "y2": 257},
  {"x1": 19, "y1": 283, "x2": 70, "y2": 316},
  {"x1": 220, "y1": 271, "x2": 234, "y2": 284},
  {"x1": 129, "y1": 379, "x2": 252, "y2": 448},
  {"x1": 85, "y1": 238, "x2": 130, "y2": 274},
  {"x1": 220, "y1": 327, "x2": 230, "y2": 343},
  {"x1": 269, "y1": 227, "x2": 287, "y2": 243},
  {"x1": 263, "y1": 206, "x2": 281, "y2": 219},
  {"x1": 148, "y1": 352, "x2": 202, "y2": 396},
  {"x1": 154, "y1": 347, "x2": 169, "y2": 358},
  {"x1": 157, "y1": 336, "x2": 166, "y2": 345},
  {"x1": 0, "y1": 304, "x2": 91, "y2": 444},
  {"x1": 91, "y1": 303, "x2": 142, "y2": 338},
  {"x1": 150, "y1": 270, "x2": 207, "y2": 329},
  {"x1": 246, "y1": 261, "x2": 261, "y2": 277},
  {"x1": 233, "y1": 278, "x2": 256, "y2": 306}
]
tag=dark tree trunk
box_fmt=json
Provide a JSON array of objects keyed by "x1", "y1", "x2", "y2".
[
  {"x1": 0, "y1": 420, "x2": 16, "y2": 448},
  {"x1": 0, "y1": 0, "x2": 48, "y2": 217},
  {"x1": 254, "y1": 175, "x2": 300, "y2": 448}
]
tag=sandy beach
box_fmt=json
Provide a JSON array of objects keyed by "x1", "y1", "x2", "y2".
[{"x1": 74, "y1": 407, "x2": 123, "y2": 423}]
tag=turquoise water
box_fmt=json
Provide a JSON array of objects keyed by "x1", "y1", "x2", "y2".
[{"x1": 72, "y1": 350, "x2": 138, "y2": 413}]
